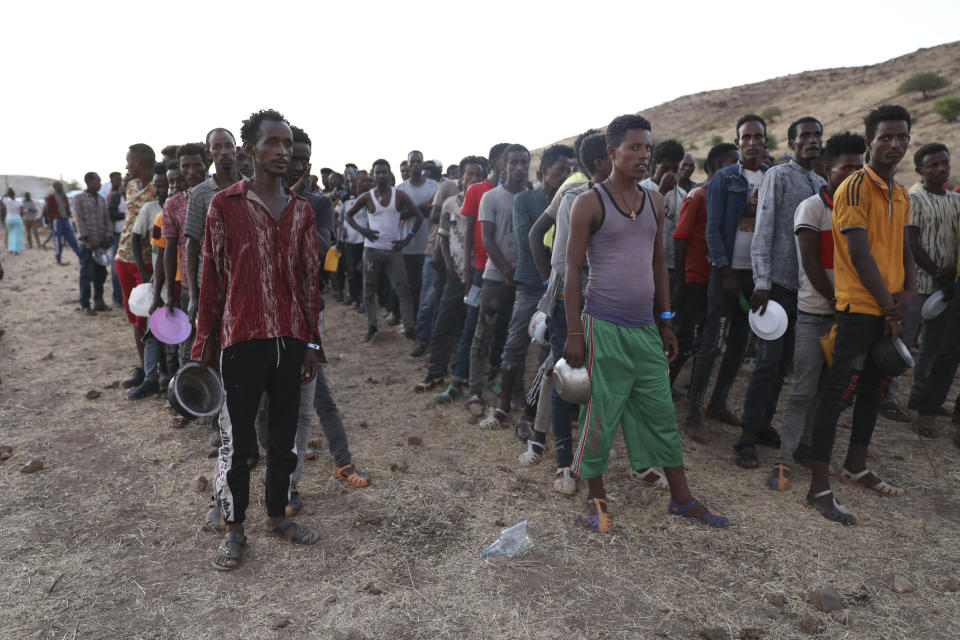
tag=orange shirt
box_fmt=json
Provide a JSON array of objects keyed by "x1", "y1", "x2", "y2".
[{"x1": 832, "y1": 165, "x2": 910, "y2": 316}]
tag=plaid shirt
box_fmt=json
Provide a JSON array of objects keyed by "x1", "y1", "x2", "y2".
[
  {"x1": 160, "y1": 192, "x2": 189, "y2": 282},
  {"x1": 191, "y1": 180, "x2": 321, "y2": 359},
  {"x1": 71, "y1": 191, "x2": 111, "y2": 248}
]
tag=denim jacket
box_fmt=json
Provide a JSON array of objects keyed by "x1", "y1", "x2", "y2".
[{"x1": 706, "y1": 162, "x2": 766, "y2": 270}]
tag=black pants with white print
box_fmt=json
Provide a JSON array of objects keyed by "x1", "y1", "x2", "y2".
[{"x1": 217, "y1": 337, "x2": 305, "y2": 524}]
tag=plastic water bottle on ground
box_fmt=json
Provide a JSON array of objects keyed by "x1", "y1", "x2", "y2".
[{"x1": 481, "y1": 520, "x2": 533, "y2": 558}]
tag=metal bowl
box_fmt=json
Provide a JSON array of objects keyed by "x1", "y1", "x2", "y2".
[
  {"x1": 168, "y1": 361, "x2": 225, "y2": 419},
  {"x1": 92, "y1": 250, "x2": 113, "y2": 267},
  {"x1": 553, "y1": 357, "x2": 591, "y2": 405},
  {"x1": 869, "y1": 336, "x2": 914, "y2": 378}
]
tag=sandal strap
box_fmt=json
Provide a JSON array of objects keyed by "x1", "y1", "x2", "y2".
[
  {"x1": 841, "y1": 467, "x2": 870, "y2": 481},
  {"x1": 811, "y1": 489, "x2": 834, "y2": 499},
  {"x1": 668, "y1": 498, "x2": 698, "y2": 514}
]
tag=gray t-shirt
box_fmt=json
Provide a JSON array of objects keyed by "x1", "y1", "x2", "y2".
[
  {"x1": 183, "y1": 175, "x2": 236, "y2": 286},
  {"x1": 478, "y1": 186, "x2": 518, "y2": 282},
  {"x1": 397, "y1": 178, "x2": 438, "y2": 255},
  {"x1": 551, "y1": 184, "x2": 591, "y2": 278}
]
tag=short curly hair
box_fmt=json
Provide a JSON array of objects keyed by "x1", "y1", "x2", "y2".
[{"x1": 240, "y1": 109, "x2": 289, "y2": 144}]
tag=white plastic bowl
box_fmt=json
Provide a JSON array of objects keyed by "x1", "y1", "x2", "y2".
[
  {"x1": 528, "y1": 311, "x2": 548, "y2": 345},
  {"x1": 128, "y1": 282, "x2": 154, "y2": 318},
  {"x1": 748, "y1": 300, "x2": 788, "y2": 340}
]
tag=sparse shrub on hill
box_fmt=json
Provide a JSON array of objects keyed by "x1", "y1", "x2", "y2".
[
  {"x1": 931, "y1": 95, "x2": 960, "y2": 122},
  {"x1": 766, "y1": 134, "x2": 778, "y2": 150},
  {"x1": 898, "y1": 72, "x2": 950, "y2": 99},
  {"x1": 761, "y1": 106, "x2": 782, "y2": 123},
  {"x1": 710, "y1": 134, "x2": 724, "y2": 146}
]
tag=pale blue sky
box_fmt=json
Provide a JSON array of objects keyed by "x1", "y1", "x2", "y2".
[{"x1": 3, "y1": 0, "x2": 958, "y2": 181}]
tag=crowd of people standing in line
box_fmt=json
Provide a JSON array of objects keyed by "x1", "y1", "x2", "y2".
[{"x1": 4, "y1": 102, "x2": 960, "y2": 569}]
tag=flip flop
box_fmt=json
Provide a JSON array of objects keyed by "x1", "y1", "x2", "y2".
[
  {"x1": 334, "y1": 463, "x2": 370, "y2": 488},
  {"x1": 584, "y1": 497, "x2": 611, "y2": 533},
  {"x1": 667, "y1": 498, "x2": 729, "y2": 528},
  {"x1": 765, "y1": 464, "x2": 791, "y2": 492},
  {"x1": 807, "y1": 489, "x2": 856, "y2": 525},
  {"x1": 839, "y1": 467, "x2": 904, "y2": 497}
]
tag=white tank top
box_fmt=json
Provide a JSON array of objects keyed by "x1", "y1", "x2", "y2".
[{"x1": 364, "y1": 187, "x2": 403, "y2": 250}]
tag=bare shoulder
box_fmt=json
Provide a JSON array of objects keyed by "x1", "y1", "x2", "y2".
[{"x1": 645, "y1": 187, "x2": 666, "y2": 220}]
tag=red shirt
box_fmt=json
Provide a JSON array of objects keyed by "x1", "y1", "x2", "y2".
[
  {"x1": 44, "y1": 193, "x2": 66, "y2": 221},
  {"x1": 160, "y1": 192, "x2": 189, "y2": 283},
  {"x1": 673, "y1": 185, "x2": 710, "y2": 285},
  {"x1": 461, "y1": 179, "x2": 495, "y2": 270},
  {"x1": 191, "y1": 180, "x2": 321, "y2": 359}
]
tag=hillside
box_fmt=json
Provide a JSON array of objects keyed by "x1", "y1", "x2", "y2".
[
  {"x1": 537, "y1": 41, "x2": 960, "y2": 184},
  {"x1": 1, "y1": 175, "x2": 61, "y2": 198}
]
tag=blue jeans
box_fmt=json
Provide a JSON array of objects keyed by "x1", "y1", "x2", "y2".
[
  {"x1": 550, "y1": 298, "x2": 574, "y2": 468},
  {"x1": 740, "y1": 284, "x2": 798, "y2": 438},
  {"x1": 452, "y1": 270, "x2": 485, "y2": 383},
  {"x1": 414, "y1": 259, "x2": 444, "y2": 345},
  {"x1": 143, "y1": 333, "x2": 160, "y2": 383},
  {"x1": 501, "y1": 283, "x2": 545, "y2": 371},
  {"x1": 54, "y1": 218, "x2": 81, "y2": 264},
  {"x1": 78, "y1": 247, "x2": 107, "y2": 309},
  {"x1": 452, "y1": 270, "x2": 507, "y2": 383}
]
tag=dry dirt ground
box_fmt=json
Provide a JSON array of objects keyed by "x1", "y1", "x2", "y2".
[{"x1": 1, "y1": 246, "x2": 959, "y2": 640}]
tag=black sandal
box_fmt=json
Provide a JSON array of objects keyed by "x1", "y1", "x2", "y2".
[
  {"x1": 734, "y1": 441, "x2": 759, "y2": 469},
  {"x1": 265, "y1": 517, "x2": 319, "y2": 545},
  {"x1": 807, "y1": 489, "x2": 857, "y2": 525},
  {"x1": 212, "y1": 530, "x2": 247, "y2": 571}
]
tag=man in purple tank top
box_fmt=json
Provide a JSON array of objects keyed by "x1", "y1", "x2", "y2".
[{"x1": 563, "y1": 114, "x2": 730, "y2": 533}]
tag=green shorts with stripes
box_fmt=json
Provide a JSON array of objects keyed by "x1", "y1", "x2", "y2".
[{"x1": 571, "y1": 315, "x2": 684, "y2": 479}]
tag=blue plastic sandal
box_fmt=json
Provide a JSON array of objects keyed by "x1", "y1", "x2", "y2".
[{"x1": 668, "y1": 498, "x2": 730, "y2": 528}]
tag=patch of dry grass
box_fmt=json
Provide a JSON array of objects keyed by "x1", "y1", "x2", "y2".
[{"x1": 1, "y1": 248, "x2": 959, "y2": 639}]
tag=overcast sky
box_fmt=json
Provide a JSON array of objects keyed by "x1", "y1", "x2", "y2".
[{"x1": 3, "y1": 0, "x2": 958, "y2": 183}]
